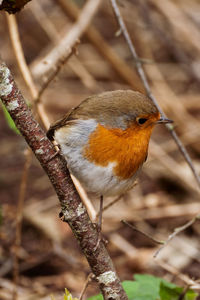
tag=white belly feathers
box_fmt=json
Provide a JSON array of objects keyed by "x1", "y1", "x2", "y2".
[{"x1": 54, "y1": 119, "x2": 137, "y2": 196}]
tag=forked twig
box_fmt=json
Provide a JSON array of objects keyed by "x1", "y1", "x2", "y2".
[
  {"x1": 157, "y1": 259, "x2": 200, "y2": 290},
  {"x1": 109, "y1": 0, "x2": 200, "y2": 188},
  {"x1": 154, "y1": 214, "x2": 200, "y2": 258},
  {"x1": 122, "y1": 214, "x2": 200, "y2": 259},
  {"x1": 31, "y1": 0, "x2": 102, "y2": 78},
  {"x1": 34, "y1": 42, "x2": 79, "y2": 104}
]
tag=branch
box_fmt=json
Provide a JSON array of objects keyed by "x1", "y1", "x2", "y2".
[
  {"x1": 40, "y1": 0, "x2": 144, "y2": 92},
  {"x1": 122, "y1": 220, "x2": 164, "y2": 246},
  {"x1": 31, "y1": 0, "x2": 102, "y2": 78},
  {"x1": 0, "y1": 61, "x2": 128, "y2": 300},
  {"x1": 157, "y1": 259, "x2": 200, "y2": 290},
  {"x1": 109, "y1": 0, "x2": 200, "y2": 188},
  {"x1": 154, "y1": 214, "x2": 200, "y2": 258}
]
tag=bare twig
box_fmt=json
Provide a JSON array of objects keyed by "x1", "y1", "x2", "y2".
[
  {"x1": 122, "y1": 220, "x2": 164, "y2": 245},
  {"x1": 109, "y1": 0, "x2": 200, "y2": 188},
  {"x1": 149, "y1": 141, "x2": 198, "y2": 193},
  {"x1": 157, "y1": 259, "x2": 200, "y2": 290},
  {"x1": 96, "y1": 184, "x2": 137, "y2": 218},
  {"x1": 79, "y1": 273, "x2": 94, "y2": 300},
  {"x1": 55, "y1": 0, "x2": 144, "y2": 92},
  {"x1": 31, "y1": 0, "x2": 102, "y2": 78},
  {"x1": 96, "y1": 195, "x2": 123, "y2": 218},
  {"x1": 71, "y1": 174, "x2": 97, "y2": 222},
  {"x1": 34, "y1": 43, "x2": 78, "y2": 104},
  {"x1": 122, "y1": 215, "x2": 200, "y2": 259},
  {"x1": 154, "y1": 214, "x2": 200, "y2": 258},
  {"x1": 6, "y1": 14, "x2": 37, "y2": 98},
  {"x1": 30, "y1": 1, "x2": 100, "y2": 93},
  {"x1": 6, "y1": 14, "x2": 50, "y2": 128},
  {"x1": 106, "y1": 202, "x2": 200, "y2": 222}
]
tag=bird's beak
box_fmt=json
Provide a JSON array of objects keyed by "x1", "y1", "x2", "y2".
[{"x1": 156, "y1": 117, "x2": 173, "y2": 124}]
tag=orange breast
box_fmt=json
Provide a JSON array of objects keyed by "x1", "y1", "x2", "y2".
[{"x1": 83, "y1": 123, "x2": 154, "y2": 179}]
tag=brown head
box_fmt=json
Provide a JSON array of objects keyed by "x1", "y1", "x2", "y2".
[{"x1": 47, "y1": 90, "x2": 172, "y2": 140}]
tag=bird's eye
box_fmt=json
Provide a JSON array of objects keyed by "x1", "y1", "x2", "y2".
[{"x1": 137, "y1": 118, "x2": 148, "y2": 125}]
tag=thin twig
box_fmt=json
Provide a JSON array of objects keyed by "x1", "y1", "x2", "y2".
[
  {"x1": 122, "y1": 220, "x2": 164, "y2": 245},
  {"x1": 31, "y1": 0, "x2": 102, "y2": 78},
  {"x1": 34, "y1": 42, "x2": 79, "y2": 103},
  {"x1": 96, "y1": 183, "x2": 138, "y2": 218},
  {"x1": 6, "y1": 14, "x2": 50, "y2": 128},
  {"x1": 54, "y1": 0, "x2": 144, "y2": 92},
  {"x1": 96, "y1": 195, "x2": 122, "y2": 218},
  {"x1": 154, "y1": 214, "x2": 200, "y2": 258},
  {"x1": 6, "y1": 14, "x2": 37, "y2": 99},
  {"x1": 109, "y1": 0, "x2": 200, "y2": 188},
  {"x1": 71, "y1": 175, "x2": 97, "y2": 222},
  {"x1": 79, "y1": 273, "x2": 94, "y2": 300},
  {"x1": 30, "y1": 1, "x2": 100, "y2": 93},
  {"x1": 157, "y1": 259, "x2": 200, "y2": 290}
]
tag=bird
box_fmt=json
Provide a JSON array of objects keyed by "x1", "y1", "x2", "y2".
[{"x1": 47, "y1": 90, "x2": 172, "y2": 231}]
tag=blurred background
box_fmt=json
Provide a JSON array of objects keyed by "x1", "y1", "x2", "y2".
[{"x1": 0, "y1": 0, "x2": 200, "y2": 299}]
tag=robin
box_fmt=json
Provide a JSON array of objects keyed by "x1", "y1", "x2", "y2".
[{"x1": 47, "y1": 90, "x2": 172, "y2": 227}]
